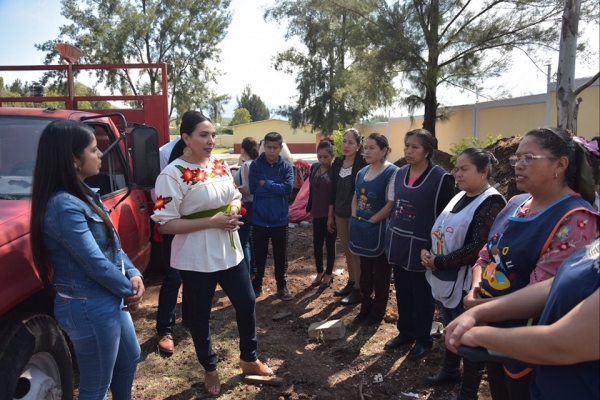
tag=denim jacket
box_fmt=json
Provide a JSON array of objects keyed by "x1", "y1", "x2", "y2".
[{"x1": 43, "y1": 189, "x2": 142, "y2": 299}]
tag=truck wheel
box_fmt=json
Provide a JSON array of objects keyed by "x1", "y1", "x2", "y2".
[{"x1": 0, "y1": 314, "x2": 73, "y2": 400}]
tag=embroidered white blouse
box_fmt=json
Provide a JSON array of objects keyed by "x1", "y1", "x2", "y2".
[{"x1": 151, "y1": 156, "x2": 243, "y2": 272}]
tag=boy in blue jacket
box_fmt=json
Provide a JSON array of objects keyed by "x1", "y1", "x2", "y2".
[{"x1": 249, "y1": 132, "x2": 295, "y2": 300}]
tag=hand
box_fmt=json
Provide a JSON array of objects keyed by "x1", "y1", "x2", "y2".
[
  {"x1": 212, "y1": 212, "x2": 243, "y2": 232},
  {"x1": 421, "y1": 250, "x2": 436, "y2": 270},
  {"x1": 229, "y1": 204, "x2": 241, "y2": 215},
  {"x1": 258, "y1": 180, "x2": 265, "y2": 186},
  {"x1": 464, "y1": 286, "x2": 486, "y2": 310},
  {"x1": 124, "y1": 276, "x2": 145, "y2": 313},
  {"x1": 445, "y1": 311, "x2": 478, "y2": 353},
  {"x1": 327, "y1": 216, "x2": 336, "y2": 233}
]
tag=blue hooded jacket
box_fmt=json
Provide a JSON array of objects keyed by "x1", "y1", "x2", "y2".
[{"x1": 249, "y1": 152, "x2": 294, "y2": 228}]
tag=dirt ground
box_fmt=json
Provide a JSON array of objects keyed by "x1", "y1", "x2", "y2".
[
  {"x1": 136, "y1": 228, "x2": 492, "y2": 400},
  {"x1": 128, "y1": 139, "x2": 534, "y2": 399}
]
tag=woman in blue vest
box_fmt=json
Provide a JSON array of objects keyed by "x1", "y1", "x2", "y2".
[
  {"x1": 348, "y1": 133, "x2": 398, "y2": 326},
  {"x1": 463, "y1": 127, "x2": 598, "y2": 400},
  {"x1": 421, "y1": 147, "x2": 506, "y2": 399},
  {"x1": 445, "y1": 237, "x2": 599, "y2": 400},
  {"x1": 384, "y1": 129, "x2": 456, "y2": 360}
]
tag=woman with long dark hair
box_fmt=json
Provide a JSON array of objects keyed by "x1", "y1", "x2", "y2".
[
  {"x1": 233, "y1": 137, "x2": 260, "y2": 274},
  {"x1": 30, "y1": 120, "x2": 144, "y2": 399},
  {"x1": 152, "y1": 111, "x2": 272, "y2": 396},
  {"x1": 328, "y1": 128, "x2": 368, "y2": 305}
]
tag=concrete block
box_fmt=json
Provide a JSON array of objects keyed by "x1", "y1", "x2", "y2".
[{"x1": 308, "y1": 319, "x2": 345, "y2": 340}]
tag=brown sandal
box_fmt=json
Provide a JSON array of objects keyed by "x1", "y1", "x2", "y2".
[
  {"x1": 239, "y1": 359, "x2": 273, "y2": 376},
  {"x1": 204, "y1": 370, "x2": 220, "y2": 396}
]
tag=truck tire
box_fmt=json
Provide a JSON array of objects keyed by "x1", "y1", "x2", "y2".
[{"x1": 0, "y1": 314, "x2": 73, "y2": 400}]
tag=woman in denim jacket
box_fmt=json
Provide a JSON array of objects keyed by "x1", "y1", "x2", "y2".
[{"x1": 30, "y1": 120, "x2": 144, "y2": 400}]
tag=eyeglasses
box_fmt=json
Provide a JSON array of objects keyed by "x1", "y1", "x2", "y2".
[{"x1": 509, "y1": 154, "x2": 556, "y2": 166}]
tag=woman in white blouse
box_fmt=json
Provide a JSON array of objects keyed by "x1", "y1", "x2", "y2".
[{"x1": 152, "y1": 111, "x2": 272, "y2": 396}]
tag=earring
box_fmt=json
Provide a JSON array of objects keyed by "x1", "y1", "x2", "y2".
[
  {"x1": 183, "y1": 146, "x2": 192, "y2": 157},
  {"x1": 554, "y1": 172, "x2": 558, "y2": 179},
  {"x1": 75, "y1": 165, "x2": 82, "y2": 173}
]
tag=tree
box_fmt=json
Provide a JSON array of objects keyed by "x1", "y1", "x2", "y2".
[
  {"x1": 206, "y1": 93, "x2": 231, "y2": 125},
  {"x1": 556, "y1": 0, "x2": 600, "y2": 132},
  {"x1": 236, "y1": 85, "x2": 270, "y2": 122},
  {"x1": 338, "y1": 0, "x2": 597, "y2": 139},
  {"x1": 36, "y1": 0, "x2": 232, "y2": 120},
  {"x1": 230, "y1": 108, "x2": 252, "y2": 126},
  {"x1": 265, "y1": 0, "x2": 396, "y2": 135}
]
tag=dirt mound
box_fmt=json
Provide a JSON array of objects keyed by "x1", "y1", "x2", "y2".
[
  {"x1": 486, "y1": 136, "x2": 524, "y2": 199},
  {"x1": 393, "y1": 149, "x2": 455, "y2": 173}
]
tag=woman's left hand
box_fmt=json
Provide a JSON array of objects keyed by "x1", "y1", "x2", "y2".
[
  {"x1": 421, "y1": 251, "x2": 436, "y2": 270},
  {"x1": 124, "y1": 276, "x2": 145, "y2": 313}
]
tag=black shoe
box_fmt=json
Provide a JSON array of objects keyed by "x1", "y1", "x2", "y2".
[
  {"x1": 363, "y1": 316, "x2": 382, "y2": 327},
  {"x1": 424, "y1": 369, "x2": 462, "y2": 385},
  {"x1": 311, "y1": 273, "x2": 324, "y2": 286},
  {"x1": 408, "y1": 343, "x2": 432, "y2": 361},
  {"x1": 277, "y1": 286, "x2": 293, "y2": 301},
  {"x1": 334, "y1": 280, "x2": 355, "y2": 297},
  {"x1": 318, "y1": 275, "x2": 333, "y2": 289},
  {"x1": 384, "y1": 335, "x2": 415, "y2": 350},
  {"x1": 340, "y1": 288, "x2": 362, "y2": 305},
  {"x1": 352, "y1": 313, "x2": 368, "y2": 324}
]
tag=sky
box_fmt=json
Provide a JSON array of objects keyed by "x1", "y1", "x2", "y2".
[{"x1": 0, "y1": 0, "x2": 598, "y2": 119}]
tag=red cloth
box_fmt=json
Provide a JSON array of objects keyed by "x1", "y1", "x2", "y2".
[{"x1": 288, "y1": 181, "x2": 312, "y2": 223}]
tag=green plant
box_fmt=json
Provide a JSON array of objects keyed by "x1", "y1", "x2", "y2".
[{"x1": 449, "y1": 134, "x2": 502, "y2": 164}]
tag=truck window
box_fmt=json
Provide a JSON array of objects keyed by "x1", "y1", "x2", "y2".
[
  {"x1": 0, "y1": 116, "x2": 53, "y2": 199},
  {"x1": 83, "y1": 124, "x2": 129, "y2": 197}
]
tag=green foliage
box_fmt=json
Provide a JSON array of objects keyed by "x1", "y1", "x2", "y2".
[
  {"x1": 265, "y1": 0, "x2": 396, "y2": 135},
  {"x1": 337, "y1": 0, "x2": 592, "y2": 137},
  {"x1": 449, "y1": 134, "x2": 503, "y2": 164},
  {"x1": 230, "y1": 108, "x2": 252, "y2": 126},
  {"x1": 236, "y1": 85, "x2": 269, "y2": 122},
  {"x1": 35, "y1": 0, "x2": 232, "y2": 120},
  {"x1": 206, "y1": 93, "x2": 231, "y2": 125}
]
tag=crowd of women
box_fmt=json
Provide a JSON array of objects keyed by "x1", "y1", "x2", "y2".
[{"x1": 29, "y1": 111, "x2": 599, "y2": 399}]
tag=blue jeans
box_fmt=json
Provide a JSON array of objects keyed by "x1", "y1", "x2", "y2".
[
  {"x1": 54, "y1": 295, "x2": 140, "y2": 400},
  {"x1": 156, "y1": 234, "x2": 189, "y2": 336},
  {"x1": 392, "y1": 266, "x2": 435, "y2": 346},
  {"x1": 237, "y1": 202, "x2": 253, "y2": 274},
  {"x1": 179, "y1": 260, "x2": 258, "y2": 372}
]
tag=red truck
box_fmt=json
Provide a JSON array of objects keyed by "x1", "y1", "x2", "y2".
[{"x1": 0, "y1": 63, "x2": 168, "y2": 399}]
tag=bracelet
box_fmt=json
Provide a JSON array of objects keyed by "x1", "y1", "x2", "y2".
[{"x1": 230, "y1": 205, "x2": 240, "y2": 214}]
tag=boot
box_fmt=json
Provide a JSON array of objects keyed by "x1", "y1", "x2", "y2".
[
  {"x1": 334, "y1": 280, "x2": 355, "y2": 297},
  {"x1": 452, "y1": 357, "x2": 484, "y2": 400},
  {"x1": 340, "y1": 288, "x2": 362, "y2": 305},
  {"x1": 424, "y1": 349, "x2": 461, "y2": 385}
]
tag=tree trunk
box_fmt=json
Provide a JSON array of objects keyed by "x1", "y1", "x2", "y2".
[
  {"x1": 556, "y1": 0, "x2": 581, "y2": 130},
  {"x1": 422, "y1": 88, "x2": 438, "y2": 141}
]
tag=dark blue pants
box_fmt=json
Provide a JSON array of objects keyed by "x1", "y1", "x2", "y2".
[
  {"x1": 237, "y1": 202, "x2": 253, "y2": 274},
  {"x1": 180, "y1": 261, "x2": 258, "y2": 372},
  {"x1": 156, "y1": 234, "x2": 189, "y2": 336},
  {"x1": 392, "y1": 266, "x2": 435, "y2": 346},
  {"x1": 251, "y1": 224, "x2": 289, "y2": 290},
  {"x1": 312, "y1": 217, "x2": 337, "y2": 275}
]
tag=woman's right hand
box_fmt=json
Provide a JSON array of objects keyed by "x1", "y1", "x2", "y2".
[
  {"x1": 445, "y1": 311, "x2": 478, "y2": 353},
  {"x1": 212, "y1": 212, "x2": 243, "y2": 232},
  {"x1": 327, "y1": 216, "x2": 335, "y2": 233}
]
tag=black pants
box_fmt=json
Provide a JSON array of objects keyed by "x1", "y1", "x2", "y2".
[
  {"x1": 359, "y1": 253, "x2": 392, "y2": 319},
  {"x1": 180, "y1": 261, "x2": 257, "y2": 372},
  {"x1": 312, "y1": 217, "x2": 337, "y2": 275},
  {"x1": 251, "y1": 224, "x2": 289, "y2": 289},
  {"x1": 486, "y1": 361, "x2": 532, "y2": 400},
  {"x1": 392, "y1": 266, "x2": 435, "y2": 346}
]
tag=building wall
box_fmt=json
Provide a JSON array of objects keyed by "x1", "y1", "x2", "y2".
[
  {"x1": 231, "y1": 119, "x2": 317, "y2": 153},
  {"x1": 357, "y1": 78, "x2": 599, "y2": 154}
]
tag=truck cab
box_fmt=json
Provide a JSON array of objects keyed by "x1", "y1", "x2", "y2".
[{"x1": 0, "y1": 63, "x2": 167, "y2": 399}]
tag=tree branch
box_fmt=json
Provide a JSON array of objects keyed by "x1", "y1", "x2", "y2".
[{"x1": 573, "y1": 71, "x2": 600, "y2": 96}]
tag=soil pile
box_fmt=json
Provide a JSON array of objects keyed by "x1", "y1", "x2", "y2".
[{"x1": 486, "y1": 136, "x2": 524, "y2": 199}]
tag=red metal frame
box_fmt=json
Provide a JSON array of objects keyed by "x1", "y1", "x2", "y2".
[{"x1": 0, "y1": 63, "x2": 170, "y2": 144}]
